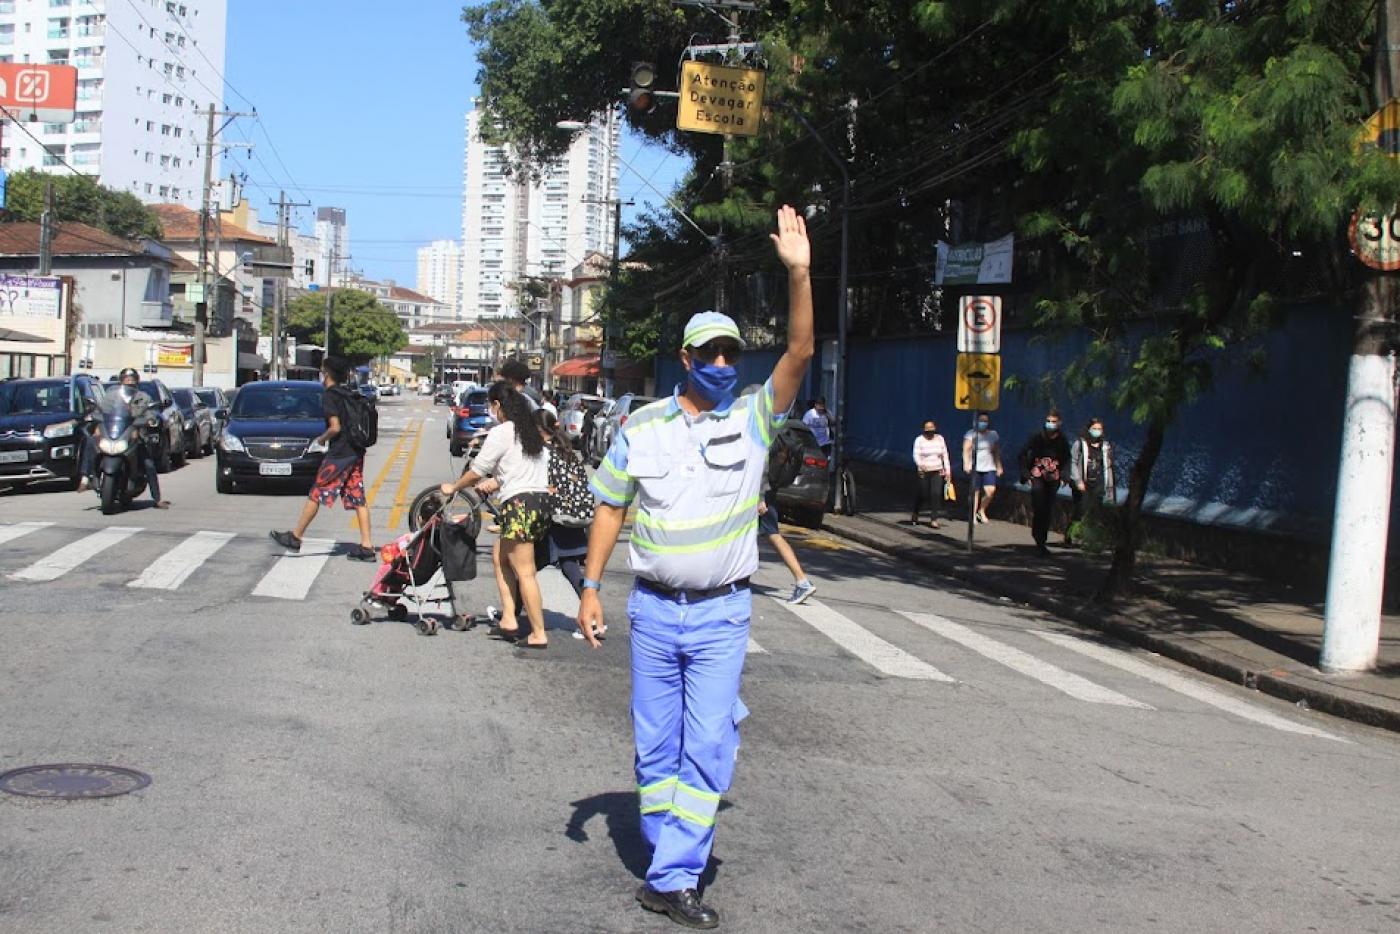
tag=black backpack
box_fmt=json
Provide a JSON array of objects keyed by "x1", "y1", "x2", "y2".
[
  {"x1": 548, "y1": 444, "x2": 594, "y2": 527},
  {"x1": 767, "y1": 429, "x2": 806, "y2": 490},
  {"x1": 336, "y1": 386, "x2": 378, "y2": 451}
]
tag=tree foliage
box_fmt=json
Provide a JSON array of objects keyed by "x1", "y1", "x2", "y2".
[
  {"x1": 281, "y1": 290, "x2": 407, "y2": 364},
  {"x1": 3, "y1": 169, "x2": 163, "y2": 240},
  {"x1": 465, "y1": 0, "x2": 1400, "y2": 596}
]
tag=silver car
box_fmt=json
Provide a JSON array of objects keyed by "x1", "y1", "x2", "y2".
[
  {"x1": 561, "y1": 393, "x2": 607, "y2": 449},
  {"x1": 589, "y1": 393, "x2": 656, "y2": 466}
]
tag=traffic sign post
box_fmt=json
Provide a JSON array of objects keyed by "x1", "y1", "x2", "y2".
[
  {"x1": 955, "y1": 350, "x2": 1002, "y2": 553},
  {"x1": 957, "y1": 295, "x2": 1002, "y2": 353}
]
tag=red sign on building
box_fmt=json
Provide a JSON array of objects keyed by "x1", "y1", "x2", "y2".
[{"x1": 0, "y1": 64, "x2": 78, "y2": 123}]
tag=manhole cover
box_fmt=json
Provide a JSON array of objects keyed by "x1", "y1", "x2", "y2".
[{"x1": 0, "y1": 764, "x2": 151, "y2": 800}]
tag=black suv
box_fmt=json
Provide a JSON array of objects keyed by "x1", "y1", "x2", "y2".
[
  {"x1": 0, "y1": 374, "x2": 104, "y2": 490},
  {"x1": 215, "y1": 380, "x2": 327, "y2": 494}
]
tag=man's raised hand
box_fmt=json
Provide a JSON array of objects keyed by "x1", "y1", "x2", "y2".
[{"x1": 770, "y1": 205, "x2": 811, "y2": 272}]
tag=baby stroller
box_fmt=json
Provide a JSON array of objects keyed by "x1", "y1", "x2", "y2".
[{"x1": 351, "y1": 487, "x2": 484, "y2": 635}]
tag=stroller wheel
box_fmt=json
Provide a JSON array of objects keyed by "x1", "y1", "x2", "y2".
[
  {"x1": 416, "y1": 618, "x2": 438, "y2": 636},
  {"x1": 449, "y1": 614, "x2": 474, "y2": 632},
  {"x1": 388, "y1": 603, "x2": 409, "y2": 622},
  {"x1": 350, "y1": 608, "x2": 371, "y2": 626}
]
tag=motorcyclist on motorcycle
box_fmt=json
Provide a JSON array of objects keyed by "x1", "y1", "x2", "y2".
[{"x1": 77, "y1": 367, "x2": 170, "y2": 509}]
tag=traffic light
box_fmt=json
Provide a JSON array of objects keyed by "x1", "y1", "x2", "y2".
[{"x1": 629, "y1": 61, "x2": 657, "y2": 114}]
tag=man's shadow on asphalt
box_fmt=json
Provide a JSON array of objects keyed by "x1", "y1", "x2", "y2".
[{"x1": 566, "y1": 792, "x2": 730, "y2": 890}]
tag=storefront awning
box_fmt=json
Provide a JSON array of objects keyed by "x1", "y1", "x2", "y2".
[
  {"x1": 552, "y1": 355, "x2": 601, "y2": 378},
  {"x1": 0, "y1": 327, "x2": 49, "y2": 342}
]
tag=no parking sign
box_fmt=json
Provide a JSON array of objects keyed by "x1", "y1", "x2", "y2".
[{"x1": 956, "y1": 295, "x2": 1001, "y2": 354}]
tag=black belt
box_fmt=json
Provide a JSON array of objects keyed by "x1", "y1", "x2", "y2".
[{"x1": 637, "y1": 577, "x2": 751, "y2": 603}]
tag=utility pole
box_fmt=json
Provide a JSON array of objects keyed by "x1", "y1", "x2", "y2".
[
  {"x1": 271, "y1": 190, "x2": 310, "y2": 380},
  {"x1": 1321, "y1": 0, "x2": 1400, "y2": 673},
  {"x1": 194, "y1": 103, "x2": 254, "y2": 386},
  {"x1": 582, "y1": 190, "x2": 634, "y2": 397},
  {"x1": 37, "y1": 179, "x2": 54, "y2": 275},
  {"x1": 323, "y1": 239, "x2": 336, "y2": 357}
]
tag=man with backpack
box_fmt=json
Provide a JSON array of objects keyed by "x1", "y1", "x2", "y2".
[{"x1": 270, "y1": 356, "x2": 377, "y2": 561}]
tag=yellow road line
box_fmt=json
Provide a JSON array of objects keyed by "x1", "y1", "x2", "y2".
[
  {"x1": 386, "y1": 418, "x2": 427, "y2": 532},
  {"x1": 352, "y1": 419, "x2": 415, "y2": 527}
]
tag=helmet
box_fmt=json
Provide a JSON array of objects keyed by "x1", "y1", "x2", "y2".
[{"x1": 118, "y1": 367, "x2": 140, "y2": 383}]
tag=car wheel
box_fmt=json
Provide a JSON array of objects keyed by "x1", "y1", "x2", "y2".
[
  {"x1": 449, "y1": 441, "x2": 463, "y2": 457},
  {"x1": 157, "y1": 438, "x2": 173, "y2": 474}
]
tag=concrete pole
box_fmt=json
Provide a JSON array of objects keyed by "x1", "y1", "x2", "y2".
[
  {"x1": 193, "y1": 104, "x2": 216, "y2": 387},
  {"x1": 1321, "y1": 0, "x2": 1400, "y2": 673}
]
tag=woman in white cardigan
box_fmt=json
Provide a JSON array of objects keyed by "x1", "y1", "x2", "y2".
[
  {"x1": 1067, "y1": 417, "x2": 1115, "y2": 546},
  {"x1": 911, "y1": 419, "x2": 952, "y2": 529}
]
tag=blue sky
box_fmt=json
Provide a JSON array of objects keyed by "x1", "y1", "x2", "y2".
[{"x1": 223, "y1": 0, "x2": 684, "y2": 285}]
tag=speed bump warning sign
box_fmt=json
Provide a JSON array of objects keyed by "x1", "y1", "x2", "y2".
[{"x1": 955, "y1": 353, "x2": 1001, "y2": 411}]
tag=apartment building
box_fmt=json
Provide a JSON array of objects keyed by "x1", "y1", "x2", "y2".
[
  {"x1": 415, "y1": 238, "x2": 460, "y2": 315},
  {"x1": 345, "y1": 275, "x2": 451, "y2": 330},
  {"x1": 0, "y1": 0, "x2": 228, "y2": 206},
  {"x1": 459, "y1": 106, "x2": 618, "y2": 321},
  {"x1": 315, "y1": 206, "x2": 348, "y2": 287}
]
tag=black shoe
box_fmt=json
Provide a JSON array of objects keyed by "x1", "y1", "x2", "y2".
[
  {"x1": 1035, "y1": 543, "x2": 1051, "y2": 557},
  {"x1": 636, "y1": 885, "x2": 719, "y2": 930},
  {"x1": 270, "y1": 530, "x2": 302, "y2": 552},
  {"x1": 347, "y1": 544, "x2": 376, "y2": 562}
]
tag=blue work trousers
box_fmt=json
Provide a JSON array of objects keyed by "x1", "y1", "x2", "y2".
[{"x1": 629, "y1": 584, "x2": 751, "y2": 893}]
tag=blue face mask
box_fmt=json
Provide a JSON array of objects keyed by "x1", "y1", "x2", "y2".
[
  {"x1": 688, "y1": 358, "x2": 738, "y2": 406},
  {"x1": 1045, "y1": 421, "x2": 1059, "y2": 432},
  {"x1": 1089, "y1": 428, "x2": 1103, "y2": 439}
]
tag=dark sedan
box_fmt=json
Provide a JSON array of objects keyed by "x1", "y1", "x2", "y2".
[
  {"x1": 449, "y1": 389, "x2": 492, "y2": 456},
  {"x1": 215, "y1": 381, "x2": 327, "y2": 494},
  {"x1": 773, "y1": 420, "x2": 831, "y2": 528},
  {"x1": 0, "y1": 375, "x2": 104, "y2": 490},
  {"x1": 171, "y1": 388, "x2": 215, "y2": 458}
]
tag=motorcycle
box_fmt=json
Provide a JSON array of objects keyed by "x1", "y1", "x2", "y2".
[{"x1": 88, "y1": 401, "x2": 158, "y2": 515}]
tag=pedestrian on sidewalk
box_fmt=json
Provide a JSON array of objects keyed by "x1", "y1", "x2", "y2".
[
  {"x1": 911, "y1": 419, "x2": 951, "y2": 529},
  {"x1": 802, "y1": 397, "x2": 833, "y2": 456},
  {"x1": 1019, "y1": 409, "x2": 1072, "y2": 556},
  {"x1": 577, "y1": 205, "x2": 814, "y2": 930},
  {"x1": 1067, "y1": 417, "x2": 1115, "y2": 546},
  {"x1": 270, "y1": 357, "x2": 373, "y2": 560},
  {"x1": 961, "y1": 414, "x2": 1003, "y2": 524},
  {"x1": 439, "y1": 382, "x2": 552, "y2": 648}
]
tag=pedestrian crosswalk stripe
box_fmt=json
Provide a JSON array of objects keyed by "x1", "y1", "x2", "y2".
[
  {"x1": 251, "y1": 538, "x2": 336, "y2": 600},
  {"x1": 1035, "y1": 632, "x2": 1346, "y2": 742},
  {"x1": 127, "y1": 531, "x2": 236, "y2": 590},
  {"x1": 746, "y1": 637, "x2": 768, "y2": 654},
  {"x1": 0, "y1": 521, "x2": 54, "y2": 546},
  {"x1": 9, "y1": 526, "x2": 142, "y2": 583},
  {"x1": 899, "y1": 612, "x2": 1152, "y2": 709},
  {"x1": 775, "y1": 597, "x2": 955, "y2": 681}
]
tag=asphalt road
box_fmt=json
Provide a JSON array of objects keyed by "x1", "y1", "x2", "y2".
[{"x1": 2, "y1": 396, "x2": 1399, "y2": 933}]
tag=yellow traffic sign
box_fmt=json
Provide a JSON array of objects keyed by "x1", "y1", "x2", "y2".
[
  {"x1": 955, "y1": 353, "x2": 1001, "y2": 411},
  {"x1": 677, "y1": 61, "x2": 765, "y2": 138},
  {"x1": 1360, "y1": 99, "x2": 1400, "y2": 157}
]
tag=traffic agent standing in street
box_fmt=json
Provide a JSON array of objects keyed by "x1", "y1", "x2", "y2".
[
  {"x1": 577, "y1": 206, "x2": 814, "y2": 930},
  {"x1": 270, "y1": 357, "x2": 375, "y2": 561}
]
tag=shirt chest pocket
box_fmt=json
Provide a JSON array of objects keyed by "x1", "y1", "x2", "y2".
[
  {"x1": 629, "y1": 453, "x2": 682, "y2": 511},
  {"x1": 701, "y1": 438, "x2": 748, "y2": 498}
]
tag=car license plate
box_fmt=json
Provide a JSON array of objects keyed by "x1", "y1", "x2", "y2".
[
  {"x1": 0, "y1": 450, "x2": 28, "y2": 464},
  {"x1": 259, "y1": 462, "x2": 293, "y2": 477}
]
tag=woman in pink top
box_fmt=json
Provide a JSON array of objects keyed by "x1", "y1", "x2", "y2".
[{"x1": 911, "y1": 419, "x2": 952, "y2": 529}]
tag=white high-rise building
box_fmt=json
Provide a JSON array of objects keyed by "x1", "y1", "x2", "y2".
[
  {"x1": 315, "y1": 207, "x2": 349, "y2": 287},
  {"x1": 416, "y1": 239, "x2": 461, "y2": 316},
  {"x1": 0, "y1": 1, "x2": 227, "y2": 207},
  {"x1": 460, "y1": 106, "x2": 618, "y2": 320}
]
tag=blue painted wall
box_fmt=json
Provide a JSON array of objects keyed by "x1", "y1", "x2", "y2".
[{"x1": 657, "y1": 304, "x2": 1367, "y2": 540}]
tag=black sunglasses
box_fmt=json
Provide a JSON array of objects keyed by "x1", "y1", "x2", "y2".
[{"x1": 688, "y1": 339, "x2": 743, "y2": 364}]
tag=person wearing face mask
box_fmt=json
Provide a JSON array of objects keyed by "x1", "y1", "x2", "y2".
[
  {"x1": 961, "y1": 414, "x2": 1003, "y2": 524},
  {"x1": 911, "y1": 419, "x2": 951, "y2": 529},
  {"x1": 1067, "y1": 417, "x2": 1115, "y2": 546},
  {"x1": 270, "y1": 357, "x2": 375, "y2": 560},
  {"x1": 578, "y1": 206, "x2": 813, "y2": 930},
  {"x1": 1019, "y1": 409, "x2": 1073, "y2": 556}
]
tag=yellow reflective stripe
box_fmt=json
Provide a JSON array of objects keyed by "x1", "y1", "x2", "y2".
[
  {"x1": 599, "y1": 456, "x2": 631, "y2": 484},
  {"x1": 631, "y1": 519, "x2": 758, "y2": 555},
  {"x1": 640, "y1": 803, "x2": 672, "y2": 815},
  {"x1": 632, "y1": 495, "x2": 760, "y2": 532},
  {"x1": 625, "y1": 414, "x2": 679, "y2": 439},
  {"x1": 671, "y1": 804, "x2": 716, "y2": 828},
  {"x1": 638, "y1": 777, "x2": 678, "y2": 795},
  {"x1": 676, "y1": 781, "x2": 720, "y2": 802}
]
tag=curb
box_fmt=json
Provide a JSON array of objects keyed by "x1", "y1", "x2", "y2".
[{"x1": 822, "y1": 516, "x2": 1400, "y2": 736}]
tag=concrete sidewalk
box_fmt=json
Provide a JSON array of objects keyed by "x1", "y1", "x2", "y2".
[{"x1": 818, "y1": 493, "x2": 1400, "y2": 733}]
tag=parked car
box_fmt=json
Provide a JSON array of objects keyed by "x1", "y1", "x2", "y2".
[
  {"x1": 772, "y1": 419, "x2": 832, "y2": 528},
  {"x1": 171, "y1": 388, "x2": 216, "y2": 459},
  {"x1": 0, "y1": 374, "x2": 105, "y2": 490},
  {"x1": 449, "y1": 388, "x2": 493, "y2": 456},
  {"x1": 191, "y1": 386, "x2": 231, "y2": 445},
  {"x1": 215, "y1": 380, "x2": 327, "y2": 494},
  {"x1": 589, "y1": 393, "x2": 656, "y2": 466},
  {"x1": 105, "y1": 377, "x2": 184, "y2": 473},
  {"x1": 380, "y1": 383, "x2": 400, "y2": 397},
  {"x1": 433, "y1": 385, "x2": 453, "y2": 405},
  {"x1": 585, "y1": 398, "x2": 616, "y2": 463},
  {"x1": 560, "y1": 393, "x2": 607, "y2": 450},
  {"x1": 356, "y1": 382, "x2": 379, "y2": 404}
]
